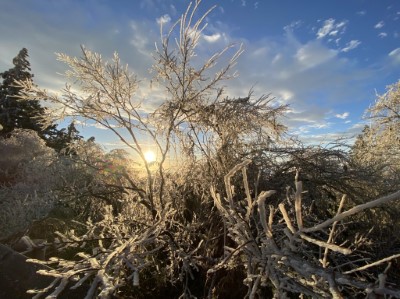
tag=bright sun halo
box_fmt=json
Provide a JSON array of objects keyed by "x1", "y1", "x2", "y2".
[{"x1": 144, "y1": 150, "x2": 156, "y2": 163}]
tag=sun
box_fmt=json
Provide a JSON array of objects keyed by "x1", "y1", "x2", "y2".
[{"x1": 144, "y1": 150, "x2": 156, "y2": 163}]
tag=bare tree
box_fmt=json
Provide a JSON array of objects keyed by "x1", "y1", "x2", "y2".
[{"x1": 152, "y1": 0, "x2": 287, "y2": 182}]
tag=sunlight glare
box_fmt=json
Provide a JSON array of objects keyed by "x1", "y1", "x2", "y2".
[{"x1": 144, "y1": 150, "x2": 156, "y2": 163}]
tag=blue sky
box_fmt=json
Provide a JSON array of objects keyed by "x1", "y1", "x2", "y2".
[{"x1": 1, "y1": 0, "x2": 399, "y2": 148}]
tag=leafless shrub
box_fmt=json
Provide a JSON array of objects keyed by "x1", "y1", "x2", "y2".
[{"x1": 210, "y1": 160, "x2": 400, "y2": 298}]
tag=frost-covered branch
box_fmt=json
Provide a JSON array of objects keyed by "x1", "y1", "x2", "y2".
[{"x1": 211, "y1": 160, "x2": 400, "y2": 298}]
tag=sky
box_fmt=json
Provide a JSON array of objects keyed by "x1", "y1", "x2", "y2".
[{"x1": 0, "y1": 0, "x2": 399, "y2": 149}]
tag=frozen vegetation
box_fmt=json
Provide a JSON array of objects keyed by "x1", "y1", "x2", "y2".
[{"x1": 1, "y1": 1, "x2": 400, "y2": 298}]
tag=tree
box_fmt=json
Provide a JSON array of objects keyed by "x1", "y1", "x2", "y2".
[
  {"x1": 46, "y1": 121, "x2": 84, "y2": 154},
  {"x1": 352, "y1": 79, "x2": 400, "y2": 192},
  {"x1": 0, "y1": 48, "x2": 53, "y2": 138},
  {"x1": 151, "y1": 1, "x2": 288, "y2": 191},
  {"x1": 0, "y1": 48, "x2": 88, "y2": 154}
]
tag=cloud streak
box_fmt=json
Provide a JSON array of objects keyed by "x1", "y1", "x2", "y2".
[
  {"x1": 335, "y1": 112, "x2": 349, "y2": 119},
  {"x1": 156, "y1": 14, "x2": 171, "y2": 25},
  {"x1": 389, "y1": 48, "x2": 400, "y2": 64},
  {"x1": 341, "y1": 40, "x2": 361, "y2": 52},
  {"x1": 374, "y1": 21, "x2": 385, "y2": 29},
  {"x1": 316, "y1": 19, "x2": 347, "y2": 39},
  {"x1": 203, "y1": 33, "x2": 221, "y2": 43}
]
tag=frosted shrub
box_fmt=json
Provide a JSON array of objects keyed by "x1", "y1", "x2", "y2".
[
  {"x1": 0, "y1": 129, "x2": 58, "y2": 238},
  {"x1": 210, "y1": 160, "x2": 400, "y2": 298},
  {"x1": 0, "y1": 129, "x2": 55, "y2": 183},
  {"x1": 352, "y1": 80, "x2": 400, "y2": 191},
  {"x1": 0, "y1": 187, "x2": 57, "y2": 238},
  {"x1": 26, "y1": 195, "x2": 203, "y2": 299}
]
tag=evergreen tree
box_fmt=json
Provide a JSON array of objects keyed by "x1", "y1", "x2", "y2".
[
  {"x1": 0, "y1": 48, "x2": 53, "y2": 138},
  {"x1": 46, "y1": 121, "x2": 85, "y2": 154},
  {"x1": 0, "y1": 48, "x2": 85, "y2": 152}
]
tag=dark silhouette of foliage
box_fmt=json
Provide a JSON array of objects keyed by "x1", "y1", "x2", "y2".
[
  {"x1": 46, "y1": 121, "x2": 85, "y2": 155},
  {"x1": 0, "y1": 49, "x2": 86, "y2": 153},
  {"x1": 0, "y1": 48, "x2": 53, "y2": 138}
]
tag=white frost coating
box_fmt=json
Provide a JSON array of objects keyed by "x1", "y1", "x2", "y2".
[{"x1": 133, "y1": 270, "x2": 140, "y2": 287}]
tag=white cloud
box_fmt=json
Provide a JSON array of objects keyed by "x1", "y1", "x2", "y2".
[
  {"x1": 254, "y1": 2, "x2": 259, "y2": 9},
  {"x1": 316, "y1": 19, "x2": 334, "y2": 39},
  {"x1": 292, "y1": 121, "x2": 367, "y2": 145},
  {"x1": 389, "y1": 48, "x2": 400, "y2": 64},
  {"x1": 295, "y1": 41, "x2": 337, "y2": 69},
  {"x1": 316, "y1": 19, "x2": 347, "y2": 39},
  {"x1": 130, "y1": 21, "x2": 152, "y2": 58},
  {"x1": 329, "y1": 30, "x2": 339, "y2": 36},
  {"x1": 335, "y1": 112, "x2": 349, "y2": 119},
  {"x1": 357, "y1": 10, "x2": 366, "y2": 16},
  {"x1": 203, "y1": 33, "x2": 221, "y2": 43},
  {"x1": 75, "y1": 120, "x2": 119, "y2": 130},
  {"x1": 156, "y1": 14, "x2": 171, "y2": 25},
  {"x1": 336, "y1": 21, "x2": 347, "y2": 29},
  {"x1": 341, "y1": 40, "x2": 361, "y2": 52},
  {"x1": 272, "y1": 53, "x2": 282, "y2": 64},
  {"x1": 348, "y1": 122, "x2": 365, "y2": 134},
  {"x1": 284, "y1": 107, "x2": 333, "y2": 136},
  {"x1": 389, "y1": 48, "x2": 400, "y2": 56},
  {"x1": 284, "y1": 20, "x2": 302, "y2": 32},
  {"x1": 277, "y1": 90, "x2": 294, "y2": 102},
  {"x1": 378, "y1": 32, "x2": 388, "y2": 38},
  {"x1": 291, "y1": 121, "x2": 331, "y2": 135},
  {"x1": 374, "y1": 21, "x2": 384, "y2": 29},
  {"x1": 241, "y1": 0, "x2": 246, "y2": 7},
  {"x1": 227, "y1": 27, "x2": 378, "y2": 144}
]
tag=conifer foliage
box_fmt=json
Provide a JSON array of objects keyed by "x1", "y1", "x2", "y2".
[
  {"x1": 0, "y1": 48, "x2": 85, "y2": 152},
  {"x1": 0, "y1": 48, "x2": 51, "y2": 137}
]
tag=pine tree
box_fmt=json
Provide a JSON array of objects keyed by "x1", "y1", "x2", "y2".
[
  {"x1": 0, "y1": 49, "x2": 88, "y2": 153},
  {"x1": 46, "y1": 121, "x2": 85, "y2": 154},
  {"x1": 0, "y1": 48, "x2": 52, "y2": 138}
]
